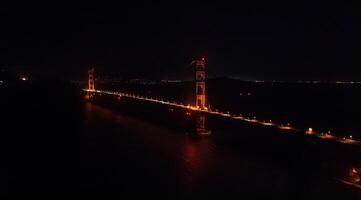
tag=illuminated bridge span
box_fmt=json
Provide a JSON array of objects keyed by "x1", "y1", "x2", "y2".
[
  {"x1": 85, "y1": 57, "x2": 361, "y2": 146},
  {"x1": 85, "y1": 89, "x2": 361, "y2": 146}
]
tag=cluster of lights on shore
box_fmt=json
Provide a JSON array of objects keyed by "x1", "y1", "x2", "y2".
[{"x1": 86, "y1": 89, "x2": 360, "y2": 146}]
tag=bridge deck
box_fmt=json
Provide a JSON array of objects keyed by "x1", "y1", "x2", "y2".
[{"x1": 85, "y1": 89, "x2": 361, "y2": 146}]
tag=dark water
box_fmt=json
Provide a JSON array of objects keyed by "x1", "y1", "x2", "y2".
[
  {"x1": 80, "y1": 102, "x2": 361, "y2": 199},
  {"x1": 2, "y1": 81, "x2": 361, "y2": 199}
]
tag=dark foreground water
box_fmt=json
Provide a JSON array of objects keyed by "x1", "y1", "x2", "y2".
[
  {"x1": 2, "y1": 82, "x2": 361, "y2": 199},
  {"x1": 80, "y1": 102, "x2": 361, "y2": 200}
]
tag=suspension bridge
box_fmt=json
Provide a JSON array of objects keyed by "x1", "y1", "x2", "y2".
[{"x1": 84, "y1": 57, "x2": 361, "y2": 146}]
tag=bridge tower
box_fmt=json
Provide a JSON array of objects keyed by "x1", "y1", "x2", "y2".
[
  {"x1": 88, "y1": 68, "x2": 95, "y2": 91},
  {"x1": 195, "y1": 57, "x2": 206, "y2": 110}
]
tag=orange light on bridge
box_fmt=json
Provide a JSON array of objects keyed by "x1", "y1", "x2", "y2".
[
  {"x1": 306, "y1": 128, "x2": 313, "y2": 134},
  {"x1": 279, "y1": 123, "x2": 292, "y2": 130}
]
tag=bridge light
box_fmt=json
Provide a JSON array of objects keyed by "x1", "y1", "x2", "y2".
[{"x1": 353, "y1": 168, "x2": 357, "y2": 173}]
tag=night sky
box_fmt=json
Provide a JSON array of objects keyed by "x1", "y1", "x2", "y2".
[{"x1": 1, "y1": 2, "x2": 361, "y2": 81}]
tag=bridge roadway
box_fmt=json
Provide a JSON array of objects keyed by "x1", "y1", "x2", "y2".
[{"x1": 85, "y1": 89, "x2": 361, "y2": 146}]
